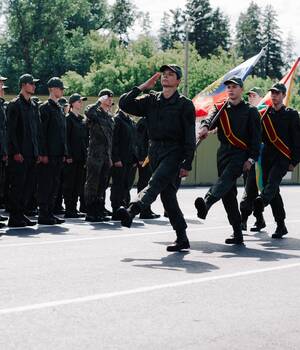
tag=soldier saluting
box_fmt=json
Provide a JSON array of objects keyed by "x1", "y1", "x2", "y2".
[
  {"x1": 117, "y1": 64, "x2": 196, "y2": 252},
  {"x1": 253, "y1": 83, "x2": 300, "y2": 239},
  {"x1": 195, "y1": 76, "x2": 261, "y2": 245}
]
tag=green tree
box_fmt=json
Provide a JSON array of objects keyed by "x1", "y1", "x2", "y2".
[
  {"x1": 170, "y1": 8, "x2": 184, "y2": 44},
  {"x1": 210, "y1": 8, "x2": 231, "y2": 54},
  {"x1": 110, "y1": 0, "x2": 136, "y2": 44},
  {"x1": 260, "y1": 5, "x2": 284, "y2": 79},
  {"x1": 235, "y1": 2, "x2": 262, "y2": 60},
  {"x1": 186, "y1": 0, "x2": 213, "y2": 57},
  {"x1": 159, "y1": 12, "x2": 172, "y2": 50}
]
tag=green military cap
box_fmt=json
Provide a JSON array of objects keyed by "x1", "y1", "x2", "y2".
[
  {"x1": 98, "y1": 88, "x2": 114, "y2": 98},
  {"x1": 269, "y1": 83, "x2": 286, "y2": 94},
  {"x1": 58, "y1": 97, "x2": 68, "y2": 107},
  {"x1": 247, "y1": 87, "x2": 263, "y2": 97},
  {"x1": 47, "y1": 77, "x2": 68, "y2": 89},
  {"x1": 159, "y1": 64, "x2": 182, "y2": 79},
  {"x1": 19, "y1": 74, "x2": 40, "y2": 85},
  {"x1": 224, "y1": 76, "x2": 243, "y2": 88},
  {"x1": 0, "y1": 75, "x2": 7, "y2": 81},
  {"x1": 69, "y1": 93, "x2": 87, "y2": 105}
]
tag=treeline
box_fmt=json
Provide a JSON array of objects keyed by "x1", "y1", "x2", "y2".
[{"x1": 0, "y1": 0, "x2": 298, "y2": 99}]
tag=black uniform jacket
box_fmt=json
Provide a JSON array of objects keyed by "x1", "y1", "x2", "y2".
[
  {"x1": 112, "y1": 111, "x2": 137, "y2": 164},
  {"x1": 262, "y1": 106, "x2": 300, "y2": 166},
  {"x1": 6, "y1": 94, "x2": 42, "y2": 158},
  {"x1": 119, "y1": 87, "x2": 196, "y2": 171},
  {"x1": 66, "y1": 112, "x2": 88, "y2": 162},
  {"x1": 39, "y1": 99, "x2": 68, "y2": 157},
  {"x1": 201, "y1": 100, "x2": 261, "y2": 161}
]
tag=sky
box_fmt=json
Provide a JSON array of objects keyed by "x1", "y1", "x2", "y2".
[{"x1": 123, "y1": 0, "x2": 300, "y2": 54}]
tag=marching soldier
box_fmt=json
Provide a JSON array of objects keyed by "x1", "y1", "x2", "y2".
[
  {"x1": 6, "y1": 74, "x2": 42, "y2": 227},
  {"x1": 240, "y1": 86, "x2": 266, "y2": 231},
  {"x1": 38, "y1": 77, "x2": 68, "y2": 225},
  {"x1": 195, "y1": 76, "x2": 261, "y2": 244},
  {"x1": 117, "y1": 64, "x2": 196, "y2": 252},
  {"x1": 63, "y1": 93, "x2": 88, "y2": 218},
  {"x1": 253, "y1": 83, "x2": 300, "y2": 238},
  {"x1": 84, "y1": 88, "x2": 114, "y2": 222}
]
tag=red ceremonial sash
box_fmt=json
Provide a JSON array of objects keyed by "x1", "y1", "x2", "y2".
[
  {"x1": 216, "y1": 104, "x2": 248, "y2": 150},
  {"x1": 260, "y1": 110, "x2": 291, "y2": 160}
]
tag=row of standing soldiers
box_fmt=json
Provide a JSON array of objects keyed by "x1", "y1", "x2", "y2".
[{"x1": 0, "y1": 73, "x2": 159, "y2": 229}]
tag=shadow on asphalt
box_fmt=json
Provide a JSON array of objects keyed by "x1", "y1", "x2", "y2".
[
  {"x1": 121, "y1": 252, "x2": 219, "y2": 274},
  {"x1": 4, "y1": 225, "x2": 69, "y2": 237},
  {"x1": 188, "y1": 240, "x2": 300, "y2": 262}
]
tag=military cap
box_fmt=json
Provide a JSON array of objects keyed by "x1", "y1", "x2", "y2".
[
  {"x1": 58, "y1": 97, "x2": 69, "y2": 107},
  {"x1": 224, "y1": 76, "x2": 243, "y2": 88},
  {"x1": 98, "y1": 89, "x2": 114, "y2": 98},
  {"x1": 19, "y1": 74, "x2": 40, "y2": 85},
  {"x1": 247, "y1": 87, "x2": 263, "y2": 97},
  {"x1": 159, "y1": 64, "x2": 182, "y2": 79},
  {"x1": 47, "y1": 77, "x2": 68, "y2": 89},
  {"x1": 269, "y1": 83, "x2": 286, "y2": 94},
  {"x1": 0, "y1": 76, "x2": 7, "y2": 81},
  {"x1": 69, "y1": 93, "x2": 87, "y2": 105}
]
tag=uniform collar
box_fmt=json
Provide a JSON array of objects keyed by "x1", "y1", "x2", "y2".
[
  {"x1": 157, "y1": 90, "x2": 180, "y2": 105},
  {"x1": 48, "y1": 98, "x2": 61, "y2": 109},
  {"x1": 19, "y1": 93, "x2": 33, "y2": 106},
  {"x1": 227, "y1": 99, "x2": 245, "y2": 108}
]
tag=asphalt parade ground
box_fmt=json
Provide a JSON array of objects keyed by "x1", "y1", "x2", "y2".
[{"x1": 0, "y1": 186, "x2": 300, "y2": 350}]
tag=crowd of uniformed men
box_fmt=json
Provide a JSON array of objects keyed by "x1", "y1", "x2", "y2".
[{"x1": 1, "y1": 64, "x2": 300, "y2": 252}]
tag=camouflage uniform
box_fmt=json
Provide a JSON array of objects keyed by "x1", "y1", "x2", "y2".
[{"x1": 84, "y1": 103, "x2": 114, "y2": 218}]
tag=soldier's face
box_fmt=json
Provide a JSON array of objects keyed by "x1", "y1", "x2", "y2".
[
  {"x1": 51, "y1": 87, "x2": 64, "y2": 99},
  {"x1": 161, "y1": 69, "x2": 180, "y2": 88},
  {"x1": 23, "y1": 82, "x2": 36, "y2": 95},
  {"x1": 72, "y1": 100, "x2": 82, "y2": 111},
  {"x1": 226, "y1": 83, "x2": 243, "y2": 100},
  {"x1": 248, "y1": 92, "x2": 261, "y2": 107},
  {"x1": 270, "y1": 90, "x2": 285, "y2": 105},
  {"x1": 102, "y1": 96, "x2": 114, "y2": 109}
]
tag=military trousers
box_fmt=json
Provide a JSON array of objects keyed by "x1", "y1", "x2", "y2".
[
  {"x1": 256, "y1": 152, "x2": 289, "y2": 222},
  {"x1": 240, "y1": 166, "x2": 259, "y2": 218},
  {"x1": 8, "y1": 157, "x2": 36, "y2": 218},
  {"x1": 134, "y1": 145, "x2": 186, "y2": 233},
  {"x1": 110, "y1": 163, "x2": 136, "y2": 211},
  {"x1": 206, "y1": 146, "x2": 247, "y2": 231},
  {"x1": 84, "y1": 156, "x2": 111, "y2": 214},
  {"x1": 37, "y1": 157, "x2": 64, "y2": 217},
  {"x1": 63, "y1": 161, "x2": 85, "y2": 212}
]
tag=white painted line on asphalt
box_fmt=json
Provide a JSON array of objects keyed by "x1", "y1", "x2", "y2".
[
  {"x1": 0, "y1": 262, "x2": 300, "y2": 315},
  {"x1": 0, "y1": 225, "x2": 230, "y2": 248},
  {"x1": 1, "y1": 218, "x2": 300, "y2": 248}
]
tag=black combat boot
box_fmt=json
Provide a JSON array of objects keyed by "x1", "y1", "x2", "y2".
[
  {"x1": 167, "y1": 230, "x2": 190, "y2": 252},
  {"x1": 139, "y1": 207, "x2": 160, "y2": 219},
  {"x1": 272, "y1": 221, "x2": 288, "y2": 239},
  {"x1": 117, "y1": 202, "x2": 141, "y2": 228},
  {"x1": 194, "y1": 197, "x2": 208, "y2": 219},
  {"x1": 250, "y1": 213, "x2": 266, "y2": 232},
  {"x1": 225, "y1": 226, "x2": 244, "y2": 245}
]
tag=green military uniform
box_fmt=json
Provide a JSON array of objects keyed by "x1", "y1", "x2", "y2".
[
  {"x1": 84, "y1": 98, "x2": 114, "y2": 221},
  {"x1": 195, "y1": 77, "x2": 261, "y2": 244},
  {"x1": 118, "y1": 67, "x2": 196, "y2": 249}
]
